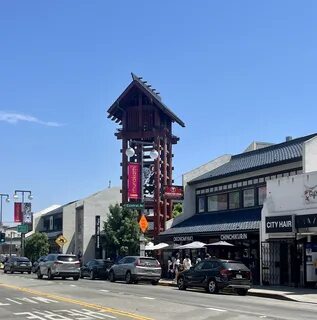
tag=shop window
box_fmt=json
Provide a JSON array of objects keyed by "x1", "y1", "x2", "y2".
[
  {"x1": 229, "y1": 191, "x2": 240, "y2": 209},
  {"x1": 247, "y1": 180, "x2": 253, "y2": 185},
  {"x1": 283, "y1": 172, "x2": 289, "y2": 177},
  {"x1": 258, "y1": 186, "x2": 267, "y2": 206},
  {"x1": 228, "y1": 184, "x2": 232, "y2": 189},
  {"x1": 259, "y1": 177, "x2": 264, "y2": 183},
  {"x1": 253, "y1": 178, "x2": 259, "y2": 184},
  {"x1": 210, "y1": 187, "x2": 214, "y2": 193},
  {"x1": 232, "y1": 183, "x2": 237, "y2": 188},
  {"x1": 237, "y1": 182, "x2": 242, "y2": 187},
  {"x1": 198, "y1": 197, "x2": 205, "y2": 213},
  {"x1": 223, "y1": 185, "x2": 228, "y2": 190},
  {"x1": 196, "y1": 190, "x2": 201, "y2": 195},
  {"x1": 208, "y1": 193, "x2": 227, "y2": 212},
  {"x1": 243, "y1": 188, "x2": 255, "y2": 207},
  {"x1": 242, "y1": 181, "x2": 248, "y2": 186},
  {"x1": 219, "y1": 185, "x2": 223, "y2": 191}
]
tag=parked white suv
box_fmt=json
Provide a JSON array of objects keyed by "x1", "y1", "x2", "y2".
[
  {"x1": 37, "y1": 254, "x2": 80, "y2": 280},
  {"x1": 108, "y1": 256, "x2": 161, "y2": 285}
]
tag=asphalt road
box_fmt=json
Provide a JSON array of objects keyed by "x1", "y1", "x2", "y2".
[{"x1": 1, "y1": 272, "x2": 317, "y2": 320}]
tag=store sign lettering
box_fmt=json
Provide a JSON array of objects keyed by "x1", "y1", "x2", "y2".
[
  {"x1": 304, "y1": 185, "x2": 317, "y2": 202},
  {"x1": 296, "y1": 214, "x2": 317, "y2": 228},
  {"x1": 220, "y1": 233, "x2": 247, "y2": 240},
  {"x1": 173, "y1": 236, "x2": 193, "y2": 242},
  {"x1": 266, "y1": 215, "x2": 293, "y2": 233}
]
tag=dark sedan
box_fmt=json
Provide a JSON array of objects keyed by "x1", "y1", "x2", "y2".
[
  {"x1": 80, "y1": 259, "x2": 113, "y2": 280},
  {"x1": 177, "y1": 258, "x2": 251, "y2": 295},
  {"x1": 3, "y1": 256, "x2": 32, "y2": 274}
]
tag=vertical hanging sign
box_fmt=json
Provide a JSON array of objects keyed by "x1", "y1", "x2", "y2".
[
  {"x1": 14, "y1": 202, "x2": 23, "y2": 223},
  {"x1": 95, "y1": 215, "x2": 101, "y2": 259},
  {"x1": 128, "y1": 162, "x2": 140, "y2": 199}
]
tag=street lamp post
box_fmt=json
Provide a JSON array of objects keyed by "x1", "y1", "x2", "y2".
[
  {"x1": 125, "y1": 140, "x2": 159, "y2": 257},
  {"x1": 0, "y1": 193, "x2": 10, "y2": 227},
  {"x1": 14, "y1": 190, "x2": 33, "y2": 256}
]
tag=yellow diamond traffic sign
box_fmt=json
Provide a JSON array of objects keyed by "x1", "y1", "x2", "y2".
[{"x1": 55, "y1": 235, "x2": 68, "y2": 247}]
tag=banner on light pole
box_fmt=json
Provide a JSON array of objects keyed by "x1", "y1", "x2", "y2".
[
  {"x1": 128, "y1": 162, "x2": 141, "y2": 199},
  {"x1": 14, "y1": 203, "x2": 23, "y2": 223}
]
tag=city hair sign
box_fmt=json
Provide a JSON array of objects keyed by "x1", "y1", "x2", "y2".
[
  {"x1": 220, "y1": 233, "x2": 248, "y2": 241},
  {"x1": 266, "y1": 215, "x2": 294, "y2": 233}
]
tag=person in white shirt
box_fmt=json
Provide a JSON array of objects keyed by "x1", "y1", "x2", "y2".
[{"x1": 183, "y1": 254, "x2": 192, "y2": 271}]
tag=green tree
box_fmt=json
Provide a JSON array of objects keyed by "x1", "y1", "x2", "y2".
[
  {"x1": 172, "y1": 202, "x2": 183, "y2": 218},
  {"x1": 103, "y1": 204, "x2": 140, "y2": 258},
  {"x1": 24, "y1": 232, "x2": 50, "y2": 262}
]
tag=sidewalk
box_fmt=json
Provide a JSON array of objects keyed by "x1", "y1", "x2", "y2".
[{"x1": 159, "y1": 279, "x2": 317, "y2": 304}]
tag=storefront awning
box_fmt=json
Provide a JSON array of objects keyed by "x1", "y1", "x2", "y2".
[{"x1": 159, "y1": 208, "x2": 261, "y2": 238}]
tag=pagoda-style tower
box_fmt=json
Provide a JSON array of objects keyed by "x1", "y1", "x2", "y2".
[{"x1": 107, "y1": 73, "x2": 185, "y2": 236}]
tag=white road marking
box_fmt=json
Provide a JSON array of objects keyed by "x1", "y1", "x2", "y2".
[
  {"x1": 100, "y1": 289, "x2": 110, "y2": 292},
  {"x1": 70, "y1": 284, "x2": 77, "y2": 287},
  {"x1": 206, "y1": 307, "x2": 227, "y2": 312},
  {"x1": 259, "y1": 316, "x2": 267, "y2": 318},
  {"x1": 142, "y1": 297, "x2": 155, "y2": 300},
  {"x1": 6, "y1": 298, "x2": 23, "y2": 304}
]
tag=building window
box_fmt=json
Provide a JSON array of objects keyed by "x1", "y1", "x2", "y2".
[
  {"x1": 196, "y1": 190, "x2": 201, "y2": 195},
  {"x1": 229, "y1": 191, "x2": 240, "y2": 209},
  {"x1": 198, "y1": 197, "x2": 205, "y2": 213},
  {"x1": 242, "y1": 181, "x2": 248, "y2": 186},
  {"x1": 208, "y1": 194, "x2": 227, "y2": 212},
  {"x1": 247, "y1": 180, "x2": 253, "y2": 185},
  {"x1": 259, "y1": 177, "x2": 264, "y2": 183},
  {"x1": 258, "y1": 186, "x2": 267, "y2": 205},
  {"x1": 243, "y1": 188, "x2": 255, "y2": 207},
  {"x1": 237, "y1": 182, "x2": 242, "y2": 187}
]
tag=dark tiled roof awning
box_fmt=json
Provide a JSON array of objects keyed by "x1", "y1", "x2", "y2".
[
  {"x1": 189, "y1": 133, "x2": 317, "y2": 184},
  {"x1": 159, "y1": 208, "x2": 261, "y2": 237}
]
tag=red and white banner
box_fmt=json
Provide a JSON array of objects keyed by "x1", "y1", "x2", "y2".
[
  {"x1": 163, "y1": 185, "x2": 184, "y2": 199},
  {"x1": 128, "y1": 162, "x2": 141, "y2": 199},
  {"x1": 14, "y1": 202, "x2": 23, "y2": 223}
]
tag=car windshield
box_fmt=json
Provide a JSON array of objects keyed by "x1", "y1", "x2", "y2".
[
  {"x1": 223, "y1": 262, "x2": 249, "y2": 271},
  {"x1": 17, "y1": 257, "x2": 29, "y2": 262},
  {"x1": 57, "y1": 255, "x2": 77, "y2": 262}
]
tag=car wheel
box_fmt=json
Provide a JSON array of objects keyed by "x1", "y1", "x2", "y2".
[
  {"x1": 62, "y1": 276, "x2": 66, "y2": 280},
  {"x1": 133, "y1": 280, "x2": 138, "y2": 284},
  {"x1": 28, "y1": 271, "x2": 31, "y2": 274},
  {"x1": 89, "y1": 270, "x2": 95, "y2": 280},
  {"x1": 37, "y1": 269, "x2": 43, "y2": 279},
  {"x1": 47, "y1": 269, "x2": 53, "y2": 280},
  {"x1": 73, "y1": 276, "x2": 79, "y2": 281},
  {"x1": 207, "y1": 279, "x2": 218, "y2": 294},
  {"x1": 177, "y1": 276, "x2": 186, "y2": 290},
  {"x1": 4, "y1": 268, "x2": 7, "y2": 274},
  {"x1": 10, "y1": 267, "x2": 14, "y2": 274},
  {"x1": 236, "y1": 288, "x2": 248, "y2": 296},
  {"x1": 125, "y1": 271, "x2": 132, "y2": 284},
  {"x1": 151, "y1": 280, "x2": 159, "y2": 285},
  {"x1": 109, "y1": 271, "x2": 115, "y2": 282}
]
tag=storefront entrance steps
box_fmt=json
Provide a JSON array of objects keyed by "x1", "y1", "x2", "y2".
[{"x1": 159, "y1": 279, "x2": 317, "y2": 304}]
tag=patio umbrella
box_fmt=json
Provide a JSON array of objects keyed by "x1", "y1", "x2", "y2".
[
  {"x1": 177, "y1": 241, "x2": 207, "y2": 249},
  {"x1": 145, "y1": 242, "x2": 169, "y2": 250},
  {"x1": 205, "y1": 240, "x2": 234, "y2": 247}
]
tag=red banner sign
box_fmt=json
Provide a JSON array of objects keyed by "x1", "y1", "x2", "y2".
[
  {"x1": 14, "y1": 202, "x2": 23, "y2": 223},
  {"x1": 163, "y1": 185, "x2": 184, "y2": 199},
  {"x1": 128, "y1": 162, "x2": 141, "y2": 199}
]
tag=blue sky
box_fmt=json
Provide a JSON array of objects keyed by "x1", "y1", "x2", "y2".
[{"x1": 1, "y1": 1, "x2": 317, "y2": 223}]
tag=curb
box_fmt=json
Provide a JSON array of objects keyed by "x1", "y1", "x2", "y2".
[{"x1": 158, "y1": 281, "x2": 300, "y2": 302}]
